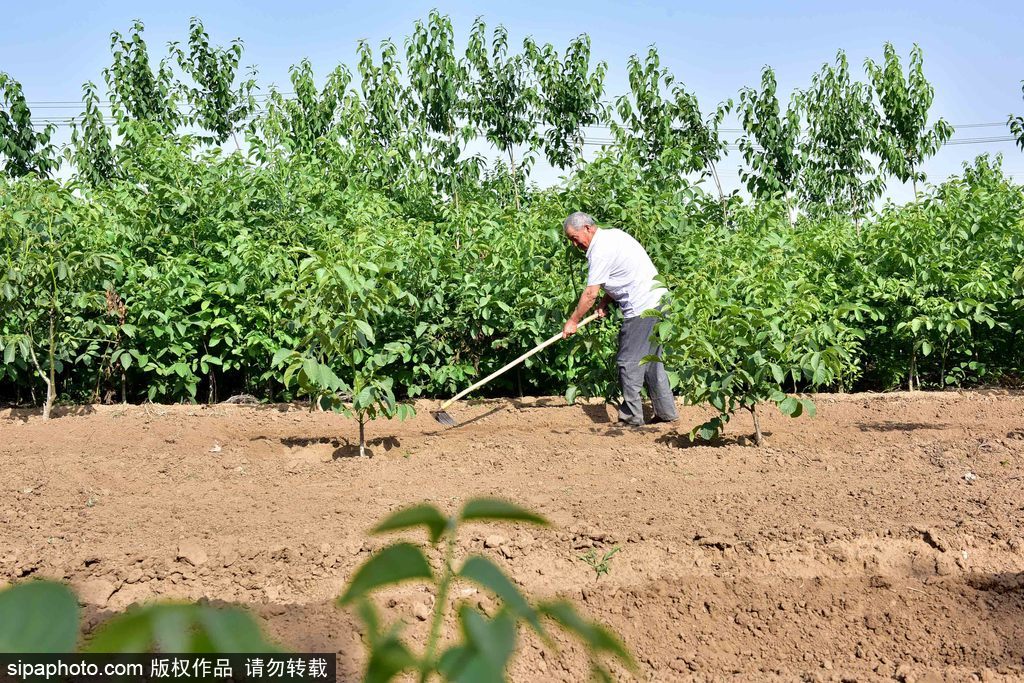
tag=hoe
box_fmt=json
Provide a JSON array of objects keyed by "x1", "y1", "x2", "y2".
[{"x1": 433, "y1": 312, "x2": 600, "y2": 426}]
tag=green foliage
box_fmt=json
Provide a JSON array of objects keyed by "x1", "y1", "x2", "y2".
[
  {"x1": 69, "y1": 81, "x2": 118, "y2": 186},
  {"x1": 800, "y1": 51, "x2": 883, "y2": 221},
  {"x1": 653, "y1": 203, "x2": 859, "y2": 444},
  {"x1": 738, "y1": 66, "x2": 802, "y2": 205},
  {"x1": 0, "y1": 73, "x2": 58, "y2": 178},
  {"x1": 465, "y1": 18, "x2": 538, "y2": 208},
  {"x1": 864, "y1": 43, "x2": 953, "y2": 197},
  {"x1": 578, "y1": 546, "x2": 621, "y2": 580},
  {"x1": 0, "y1": 580, "x2": 278, "y2": 653},
  {"x1": 0, "y1": 178, "x2": 118, "y2": 416},
  {"x1": 274, "y1": 235, "x2": 417, "y2": 455},
  {"x1": 2, "y1": 16, "x2": 1023, "y2": 427},
  {"x1": 341, "y1": 499, "x2": 635, "y2": 682},
  {"x1": 853, "y1": 155, "x2": 1023, "y2": 389},
  {"x1": 0, "y1": 581, "x2": 79, "y2": 652},
  {"x1": 104, "y1": 20, "x2": 182, "y2": 134},
  {"x1": 170, "y1": 17, "x2": 257, "y2": 145},
  {"x1": 524, "y1": 34, "x2": 607, "y2": 170}
]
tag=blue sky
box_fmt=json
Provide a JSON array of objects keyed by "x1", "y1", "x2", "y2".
[{"x1": 3, "y1": 1, "x2": 1022, "y2": 201}]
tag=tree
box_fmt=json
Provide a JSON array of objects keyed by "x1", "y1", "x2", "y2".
[
  {"x1": 104, "y1": 20, "x2": 182, "y2": 135},
  {"x1": 0, "y1": 181, "x2": 116, "y2": 418},
  {"x1": 737, "y1": 66, "x2": 803, "y2": 215},
  {"x1": 0, "y1": 73, "x2": 58, "y2": 178},
  {"x1": 800, "y1": 51, "x2": 882, "y2": 222},
  {"x1": 251, "y1": 59, "x2": 352, "y2": 160},
  {"x1": 465, "y1": 18, "x2": 537, "y2": 209},
  {"x1": 524, "y1": 34, "x2": 607, "y2": 171},
  {"x1": 170, "y1": 17, "x2": 257, "y2": 146},
  {"x1": 612, "y1": 47, "x2": 729, "y2": 198},
  {"x1": 864, "y1": 43, "x2": 953, "y2": 199},
  {"x1": 69, "y1": 81, "x2": 118, "y2": 186},
  {"x1": 405, "y1": 10, "x2": 473, "y2": 205}
]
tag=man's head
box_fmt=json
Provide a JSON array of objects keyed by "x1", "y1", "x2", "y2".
[{"x1": 563, "y1": 211, "x2": 598, "y2": 250}]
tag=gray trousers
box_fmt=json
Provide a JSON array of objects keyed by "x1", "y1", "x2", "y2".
[{"x1": 616, "y1": 313, "x2": 678, "y2": 425}]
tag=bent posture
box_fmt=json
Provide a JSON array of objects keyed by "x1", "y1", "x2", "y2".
[{"x1": 562, "y1": 212, "x2": 678, "y2": 426}]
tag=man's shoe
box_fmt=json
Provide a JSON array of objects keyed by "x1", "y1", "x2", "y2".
[{"x1": 649, "y1": 415, "x2": 678, "y2": 425}]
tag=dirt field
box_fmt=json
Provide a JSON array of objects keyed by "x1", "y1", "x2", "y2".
[{"x1": 3, "y1": 391, "x2": 1024, "y2": 681}]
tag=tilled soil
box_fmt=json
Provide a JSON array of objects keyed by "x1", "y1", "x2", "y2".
[{"x1": 2, "y1": 391, "x2": 1024, "y2": 681}]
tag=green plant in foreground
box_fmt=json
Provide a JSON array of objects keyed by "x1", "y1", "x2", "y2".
[
  {"x1": 0, "y1": 580, "x2": 278, "y2": 653},
  {"x1": 340, "y1": 498, "x2": 636, "y2": 682},
  {"x1": 578, "y1": 546, "x2": 621, "y2": 580}
]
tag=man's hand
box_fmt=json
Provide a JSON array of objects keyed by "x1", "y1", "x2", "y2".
[
  {"x1": 596, "y1": 300, "x2": 608, "y2": 318},
  {"x1": 562, "y1": 319, "x2": 578, "y2": 338}
]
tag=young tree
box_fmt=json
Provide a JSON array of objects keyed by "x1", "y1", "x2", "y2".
[
  {"x1": 170, "y1": 17, "x2": 257, "y2": 147},
  {"x1": 0, "y1": 73, "x2": 58, "y2": 178},
  {"x1": 104, "y1": 20, "x2": 182, "y2": 135},
  {"x1": 405, "y1": 10, "x2": 473, "y2": 205},
  {"x1": 800, "y1": 51, "x2": 882, "y2": 222},
  {"x1": 251, "y1": 60, "x2": 352, "y2": 160},
  {"x1": 864, "y1": 43, "x2": 953, "y2": 199},
  {"x1": 524, "y1": 34, "x2": 607, "y2": 171},
  {"x1": 465, "y1": 19, "x2": 537, "y2": 209},
  {"x1": 737, "y1": 66, "x2": 803, "y2": 214},
  {"x1": 69, "y1": 81, "x2": 118, "y2": 186},
  {"x1": 274, "y1": 245, "x2": 415, "y2": 458},
  {"x1": 613, "y1": 47, "x2": 729, "y2": 197},
  {"x1": 0, "y1": 182, "x2": 116, "y2": 418}
]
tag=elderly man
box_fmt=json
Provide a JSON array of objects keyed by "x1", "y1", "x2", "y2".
[{"x1": 561, "y1": 212, "x2": 678, "y2": 426}]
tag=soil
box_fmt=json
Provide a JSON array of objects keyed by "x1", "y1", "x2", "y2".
[{"x1": 2, "y1": 390, "x2": 1024, "y2": 682}]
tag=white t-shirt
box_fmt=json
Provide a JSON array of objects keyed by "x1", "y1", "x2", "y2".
[{"x1": 585, "y1": 228, "x2": 667, "y2": 318}]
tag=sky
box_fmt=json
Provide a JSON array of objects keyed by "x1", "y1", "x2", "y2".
[{"x1": 2, "y1": 0, "x2": 1022, "y2": 203}]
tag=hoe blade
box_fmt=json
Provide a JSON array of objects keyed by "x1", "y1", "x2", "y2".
[{"x1": 432, "y1": 410, "x2": 457, "y2": 427}]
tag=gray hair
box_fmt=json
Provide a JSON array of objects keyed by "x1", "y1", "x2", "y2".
[{"x1": 562, "y1": 211, "x2": 596, "y2": 233}]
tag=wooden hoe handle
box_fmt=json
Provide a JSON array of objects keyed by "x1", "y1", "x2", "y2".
[{"x1": 439, "y1": 312, "x2": 601, "y2": 410}]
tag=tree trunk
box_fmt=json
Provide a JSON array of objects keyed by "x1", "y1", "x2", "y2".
[
  {"x1": 46, "y1": 314, "x2": 56, "y2": 419},
  {"x1": 26, "y1": 342, "x2": 52, "y2": 420},
  {"x1": 508, "y1": 147, "x2": 520, "y2": 212},
  {"x1": 358, "y1": 416, "x2": 367, "y2": 457},
  {"x1": 748, "y1": 405, "x2": 763, "y2": 447}
]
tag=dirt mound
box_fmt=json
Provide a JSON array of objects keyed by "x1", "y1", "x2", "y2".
[{"x1": 3, "y1": 391, "x2": 1024, "y2": 680}]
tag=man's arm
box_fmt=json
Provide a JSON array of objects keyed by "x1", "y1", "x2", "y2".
[{"x1": 562, "y1": 284, "x2": 603, "y2": 338}]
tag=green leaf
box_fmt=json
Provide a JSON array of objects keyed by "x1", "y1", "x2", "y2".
[
  {"x1": 365, "y1": 632, "x2": 417, "y2": 683},
  {"x1": 460, "y1": 499, "x2": 548, "y2": 526},
  {"x1": 921, "y1": 341, "x2": 933, "y2": 356},
  {"x1": 439, "y1": 607, "x2": 517, "y2": 682},
  {"x1": 565, "y1": 385, "x2": 579, "y2": 405},
  {"x1": 355, "y1": 320, "x2": 375, "y2": 344},
  {"x1": 338, "y1": 543, "x2": 433, "y2": 605},
  {"x1": 459, "y1": 556, "x2": 543, "y2": 634},
  {"x1": 372, "y1": 504, "x2": 449, "y2": 544},
  {"x1": 0, "y1": 581, "x2": 79, "y2": 653},
  {"x1": 779, "y1": 396, "x2": 801, "y2": 417},
  {"x1": 196, "y1": 606, "x2": 279, "y2": 652},
  {"x1": 800, "y1": 399, "x2": 817, "y2": 418},
  {"x1": 3, "y1": 344, "x2": 14, "y2": 365},
  {"x1": 539, "y1": 600, "x2": 635, "y2": 670}
]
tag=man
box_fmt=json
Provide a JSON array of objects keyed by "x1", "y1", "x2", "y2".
[{"x1": 561, "y1": 212, "x2": 678, "y2": 427}]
